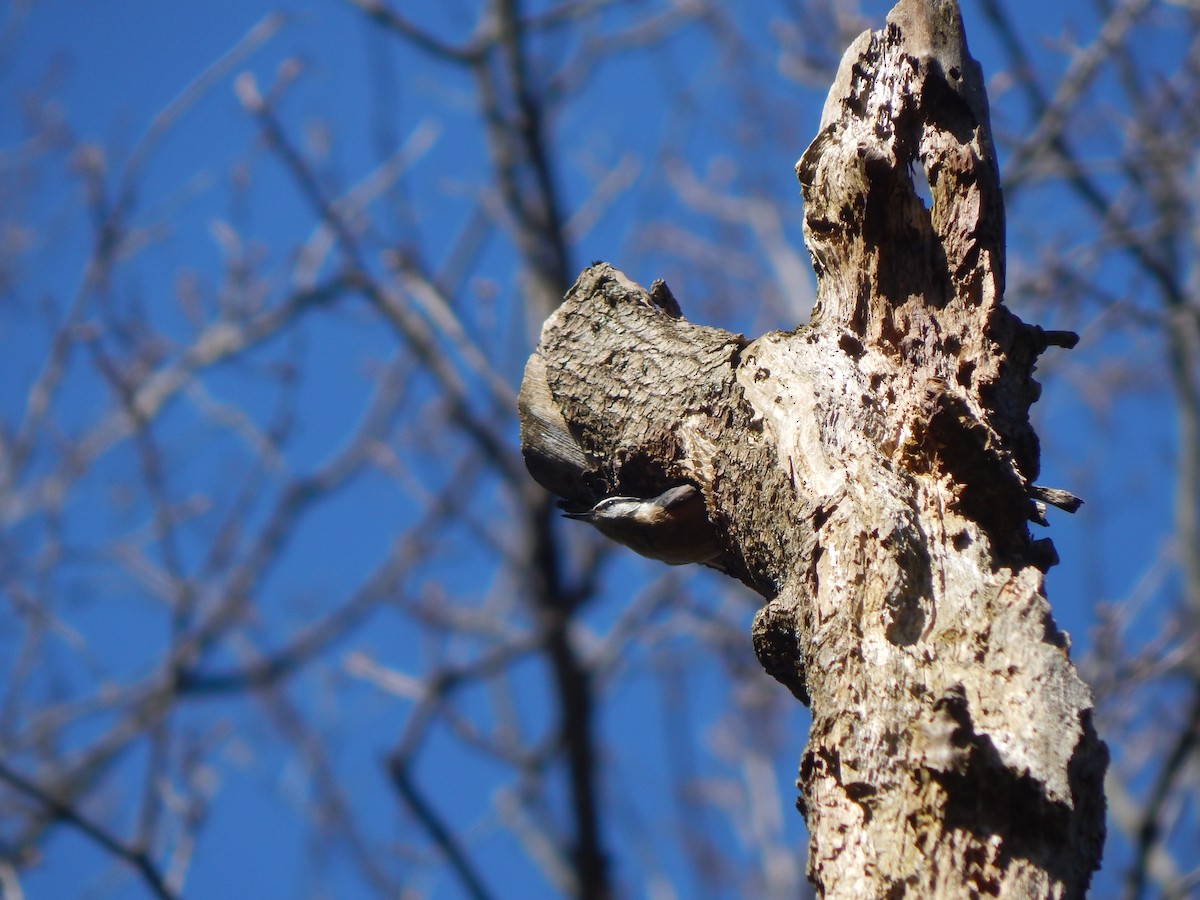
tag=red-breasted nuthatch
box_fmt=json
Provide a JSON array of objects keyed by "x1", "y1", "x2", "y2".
[{"x1": 561, "y1": 483, "x2": 722, "y2": 565}]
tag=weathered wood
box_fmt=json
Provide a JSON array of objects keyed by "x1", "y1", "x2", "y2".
[{"x1": 518, "y1": 0, "x2": 1107, "y2": 895}]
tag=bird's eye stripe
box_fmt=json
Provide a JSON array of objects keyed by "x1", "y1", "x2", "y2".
[{"x1": 596, "y1": 497, "x2": 634, "y2": 509}]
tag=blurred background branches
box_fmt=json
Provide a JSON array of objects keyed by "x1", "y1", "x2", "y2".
[{"x1": 0, "y1": 1, "x2": 1196, "y2": 897}]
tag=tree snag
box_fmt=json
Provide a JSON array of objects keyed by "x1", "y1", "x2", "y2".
[{"x1": 518, "y1": 0, "x2": 1107, "y2": 896}]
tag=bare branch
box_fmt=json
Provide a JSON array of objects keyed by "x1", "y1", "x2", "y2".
[{"x1": 0, "y1": 760, "x2": 177, "y2": 900}]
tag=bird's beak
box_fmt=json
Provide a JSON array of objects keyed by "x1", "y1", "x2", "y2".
[{"x1": 557, "y1": 498, "x2": 591, "y2": 519}]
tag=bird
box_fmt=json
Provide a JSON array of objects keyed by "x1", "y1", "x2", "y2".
[{"x1": 561, "y1": 483, "x2": 722, "y2": 565}]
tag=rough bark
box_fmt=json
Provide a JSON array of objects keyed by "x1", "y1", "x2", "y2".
[{"x1": 518, "y1": 0, "x2": 1107, "y2": 896}]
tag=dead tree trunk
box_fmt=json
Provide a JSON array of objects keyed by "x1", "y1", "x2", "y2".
[{"x1": 518, "y1": 0, "x2": 1107, "y2": 895}]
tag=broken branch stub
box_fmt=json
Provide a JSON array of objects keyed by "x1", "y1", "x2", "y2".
[
  {"x1": 518, "y1": 0, "x2": 1106, "y2": 895},
  {"x1": 518, "y1": 264, "x2": 795, "y2": 591}
]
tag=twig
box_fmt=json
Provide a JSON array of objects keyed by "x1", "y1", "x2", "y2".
[
  {"x1": 387, "y1": 756, "x2": 497, "y2": 900},
  {"x1": 1124, "y1": 683, "x2": 1200, "y2": 900},
  {"x1": 0, "y1": 761, "x2": 176, "y2": 900}
]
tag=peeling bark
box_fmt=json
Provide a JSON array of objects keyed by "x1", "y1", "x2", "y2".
[{"x1": 518, "y1": 0, "x2": 1107, "y2": 895}]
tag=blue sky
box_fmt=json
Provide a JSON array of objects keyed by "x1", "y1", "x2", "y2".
[{"x1": 1, "y1": 1, "x2": 1189, "y2": 897}]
